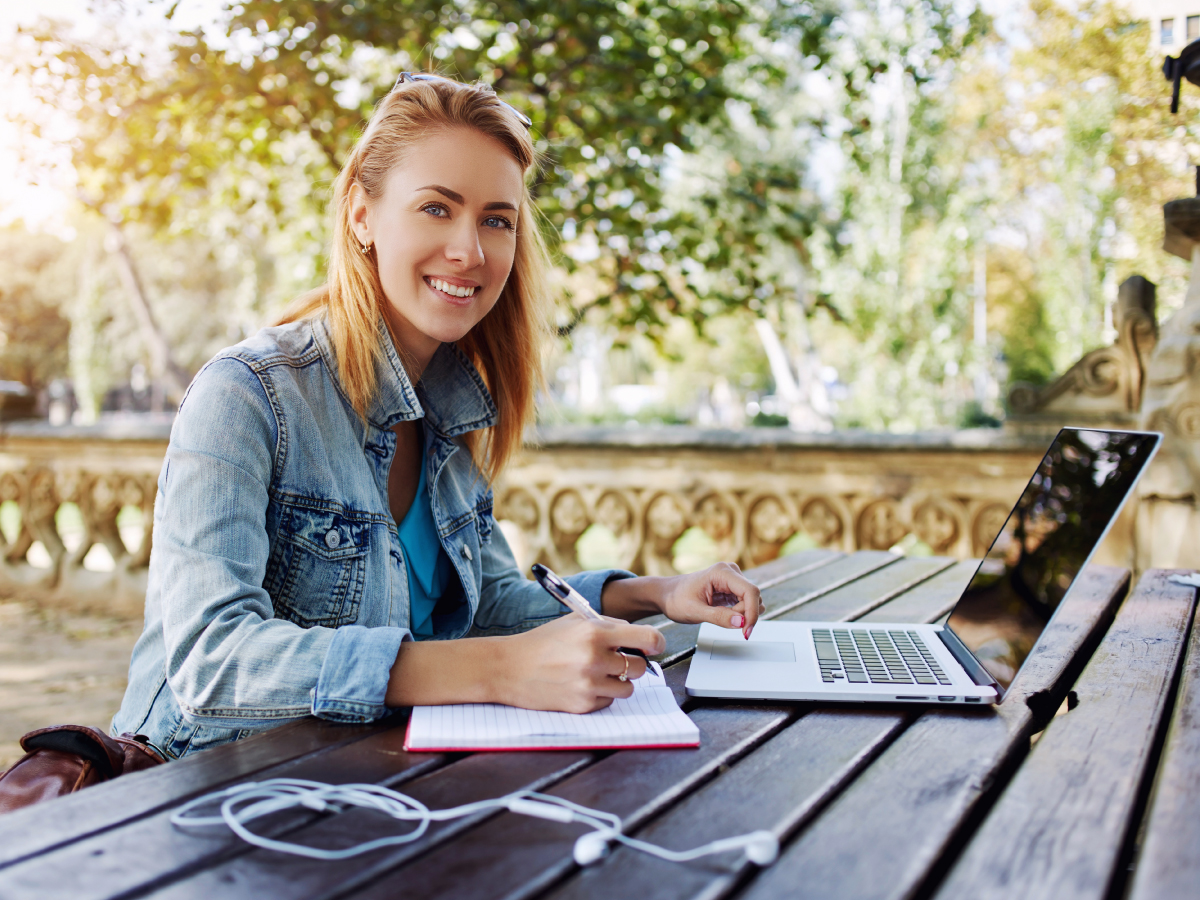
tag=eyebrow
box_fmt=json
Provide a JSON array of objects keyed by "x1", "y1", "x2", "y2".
[{"x1": 417, "y1": 185, "x2": 518, "y2": 212}]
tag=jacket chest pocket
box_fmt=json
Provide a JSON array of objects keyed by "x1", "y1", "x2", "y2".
[{"x1": 265, "y1": 504, "x2": 371, "y2": 628}]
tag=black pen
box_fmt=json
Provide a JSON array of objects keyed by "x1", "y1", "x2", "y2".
[{"x1": 531, "y1": 563, "x2": 650, "y2": 662}]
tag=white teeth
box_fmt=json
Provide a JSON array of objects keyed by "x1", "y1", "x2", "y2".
[{"x1": 428, "y1": 278, "x2": 476, "y2": 298}]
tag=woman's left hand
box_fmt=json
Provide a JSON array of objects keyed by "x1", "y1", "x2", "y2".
[{"x1": 601, "y1": 563, "x2": 765, "y2": 639}]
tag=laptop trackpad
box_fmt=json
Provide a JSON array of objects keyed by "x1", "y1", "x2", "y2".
[{"x1": 709, "y1": 640, "x2": 797, "y2": 663}]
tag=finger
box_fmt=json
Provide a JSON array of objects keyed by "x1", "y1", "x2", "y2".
[
  {"x1": 601, "y1": 621, "x2": 666, "y2": 657},
  {"x1": 696, "y1": 602, "x2": 753, "y2": 632},
  {"x1": 703, "y1": 566, "x2": 763, "y2": 639},
  {"x1": 711, "y1": 590, "x2": 740, "y2": 608},
  {"x1": 608, "y1": 650, "x2": 648, "y2": 681},
  {"x1": 579, "y1": 694, "x2": 617, "y2": 712},
  {"x1": 593, "y1": 675, "x2": 636, "y2": 700}
]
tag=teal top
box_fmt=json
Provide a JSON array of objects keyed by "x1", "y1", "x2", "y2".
[{"x1": 398, "y1": 442, "x2": 454, "y2": 637}]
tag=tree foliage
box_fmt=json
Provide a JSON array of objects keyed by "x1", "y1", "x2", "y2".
[
  {"x1": 15, "y1": 0, "x2": 849, "y2": 336},
  {"x1": 0, "y1": 228, "x2": 73, "y2": 393},
  {"x1": 7, "y1": 0, "x2": 1194, "y2": 431},
  {"x1": 975, "y1": 1, "x2": 1199, "y2": 389}
]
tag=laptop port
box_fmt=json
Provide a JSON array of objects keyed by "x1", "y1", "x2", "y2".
[
  {"x1": 965, "y1": 697, "x2": 982, "y2": 703},
  {"x1": 896, "y1": 696, "x2": 930, "y2": 701},
  {"x1": 938, "y1": 696, "x2": 956, "y2": 702}
]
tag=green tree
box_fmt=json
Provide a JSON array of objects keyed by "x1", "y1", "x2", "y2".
[
  {"x1": 959, "y1": 2, "x2": 1198, "y2": 397},
  {"x1": 14, "y1": 0, "x2": 851, "y2": 336},
  {"x1": 0, "y1": 228, "x2": 73, "y2": 394},
  {"x1": 788, "y1": 0, "x2": 990, "y2": 429}
]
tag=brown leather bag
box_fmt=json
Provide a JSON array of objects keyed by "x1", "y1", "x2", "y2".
[{"x1": 0, "y1": 725, "x2": 166, "y2": 814}]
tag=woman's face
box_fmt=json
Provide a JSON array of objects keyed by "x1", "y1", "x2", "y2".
[{"x1": 351, "y1": 127, "x2": 525, "y2": 372}]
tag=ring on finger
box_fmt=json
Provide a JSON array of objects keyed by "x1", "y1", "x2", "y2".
[{"x1": 615, "y1": 650, "x2": 630, "y2": 682}]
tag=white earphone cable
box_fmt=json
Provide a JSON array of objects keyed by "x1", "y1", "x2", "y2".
[{"x1": 169, "y1": 778, "x2": 778, "y2": 868}]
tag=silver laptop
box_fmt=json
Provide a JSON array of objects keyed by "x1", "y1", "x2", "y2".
[{"x1": 686, "y1": 428, "x2": 1161, "y2": 706}]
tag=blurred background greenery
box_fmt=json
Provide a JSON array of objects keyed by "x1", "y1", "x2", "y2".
[{"x1": 1, "y1": 0, "x2": 1195, "y2": 432}]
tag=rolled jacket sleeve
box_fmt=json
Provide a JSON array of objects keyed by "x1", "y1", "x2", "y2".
[
  {"x1": 157, "y1": 357, "x2": 403, "y2": 727},
  {"x1": 313, "y1": 624, "x2": 410, "y2": 721}
]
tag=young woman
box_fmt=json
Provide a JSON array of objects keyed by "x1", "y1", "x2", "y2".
[{"x1": 113, "y1": 75, "x2": 762, "y2": 759}]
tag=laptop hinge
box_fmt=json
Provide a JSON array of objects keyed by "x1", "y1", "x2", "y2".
[{"x1": 937, "y1": 627, "x2": 1000, "y2": 690}]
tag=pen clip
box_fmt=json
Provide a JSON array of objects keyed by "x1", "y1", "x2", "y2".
[{"x1": 531, "y1": 563, "x2": 569, "y2": 601}]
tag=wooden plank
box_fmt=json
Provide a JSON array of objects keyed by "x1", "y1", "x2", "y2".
[
  {"x1": 772, "y1": 556, "x2": 954, "y2": 623},
  {"x1": 736, "y1": 564, "x2": 1130, "y2": 900},
  {"x1": 760, "y1": 550, "x2": 899, "y2": 618},
  {"x1": 634, "y1": 550, "x2": 845, "y2": 630},
  {"x1": 167, "y1": 705, "x2": 795, "y2": 900},
  {"x1": 1127, "y1": 575, "x2": 1200, "y2": 900},
  {"x1": 653, "y1": 551, "x2": 898, "y2": 668},
  {"x1": 0, "y1": 713, "x2": 395, "y2": 870},
  {"x1": 0, "y1": 724, "x2": 463, "y2": 900},
  {"x1": 932, "y1": 569, "x2": 1197, "y2": 900},
  {"x1": 858, "y1": 559, "x2": 978, "y2": 624},
  {"x1": 539, "y1": 710, "x2": 910, "y2": 900},
  {"x1": 744, "y1": 548, "x2": 844, "y2": 589}
]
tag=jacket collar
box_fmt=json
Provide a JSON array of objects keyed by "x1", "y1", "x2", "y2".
[{"x1": 311, "y1": 316, "x2": 497, "y2": 437}]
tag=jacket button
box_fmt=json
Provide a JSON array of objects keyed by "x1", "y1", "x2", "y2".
[
  {"x1": 461, "y1": 545, "x2": 473, "y2": 561},
  {"x1": 325, "y1": 529, "x2": 341, "y2": 549}
]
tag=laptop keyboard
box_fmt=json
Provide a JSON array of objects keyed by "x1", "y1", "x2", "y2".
[{"x1": 812, "y1": 628, "x2": 952, "y2": 685}]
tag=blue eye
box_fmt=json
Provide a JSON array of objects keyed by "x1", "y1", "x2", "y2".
[
  {"x1": 485, "y1": 215, "x2": 515, "y2": 231},
  {"x1": 422, "y1": 204, "x2": 449, "y2": 217}
]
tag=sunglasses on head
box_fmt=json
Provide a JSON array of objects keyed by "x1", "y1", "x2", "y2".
[{"x1": 392, "y1": 72, "x2": 533, "y2": 130}]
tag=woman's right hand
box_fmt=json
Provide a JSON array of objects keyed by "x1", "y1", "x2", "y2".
[{"x1": 495, "y1": 613, "x2": 666, "y2": 714}]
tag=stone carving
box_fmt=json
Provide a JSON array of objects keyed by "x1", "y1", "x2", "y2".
[
  {"x1": 1137, "y1": 213, "x2": 1200, "y2": 568},
  {"x1": 799, "y1": 497, "x2": 844, "y2": 549},
  {"x1": 970, "y1": 503, "x2": 1011, "y2": 558},
  {"x1": 495, "y1": 486, "x2": 540, "y2": 533},
  {"x1": 912, "y1": 499, "x2": 960, "y2": 554},
  {"x1": 856, "y1": 499, "x2": 907, "y2": 551},
  {"x1": 550, "y1": 489, "x2": 590, "y2": 539},
  {"x1": 1008, "y1": 276, "x2": 1157, "y2": 423}
]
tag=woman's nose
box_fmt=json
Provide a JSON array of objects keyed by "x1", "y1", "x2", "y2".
[{"x1": 444, "y1": 220, "x2": 485, "y2": 268}]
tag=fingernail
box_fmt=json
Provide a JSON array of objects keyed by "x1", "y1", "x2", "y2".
[{"x1": 731, "y1": 614, "x2": 744, "y2": 628}]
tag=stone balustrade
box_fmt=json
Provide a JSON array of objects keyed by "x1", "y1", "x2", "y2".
[
  {"x1": 496, "y1": 426, "x2": 1079, "y2": 575},
  {"x1": 4, "y1": 418, "x2": 1129, "y2": 615},
  {"x1": 0, "y1": 418, "x2": 168, "y2": 615}
]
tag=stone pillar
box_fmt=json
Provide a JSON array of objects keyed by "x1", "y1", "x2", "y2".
[{"x1": 1137, "y1": 201, "x2": 1200, "y2": 568}]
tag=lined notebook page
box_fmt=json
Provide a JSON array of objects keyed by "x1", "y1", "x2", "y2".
[{"x1": 404, "y1": 663, "x2": 699, "y2": 751}]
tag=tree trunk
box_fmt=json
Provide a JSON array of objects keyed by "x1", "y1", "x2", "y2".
[{"x1": 105, "y1": 222, "x2": 190, "y2": 406}]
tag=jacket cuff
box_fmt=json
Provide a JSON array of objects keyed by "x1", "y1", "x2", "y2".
[
  {"x1": 311, "y1": 625, "x2": 409, "y2": 722},
  {"x1": 566, "y1": 569, "x2": 636, "y2": 615}
]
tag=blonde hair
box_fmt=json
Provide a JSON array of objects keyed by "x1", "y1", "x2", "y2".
[{"x1": 277, "y1": 77, "x2": 551, "y2": 483}]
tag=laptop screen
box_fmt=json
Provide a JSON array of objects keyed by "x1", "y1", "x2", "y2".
[{"x1": 945, "y1": 429, "x2": 1160, "y2": 695}]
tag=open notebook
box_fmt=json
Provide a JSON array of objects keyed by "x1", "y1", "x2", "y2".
[{"x1": 404, "y1": 663, "x2": 700, "y2": 751}]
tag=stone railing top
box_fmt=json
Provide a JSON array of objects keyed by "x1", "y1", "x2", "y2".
[
  {"x1": 0, "y1": 417, "x2": 1058, "y2": 452},
  {"x1": 0, "y1": 415, "x2": 176, "y2": 443},
  {"x1": 0, "y1": 422, "x2": 1056, "y2": 453},
  {"x1": 527, "y1": 425, "x2": 1053, "y2": 452}
]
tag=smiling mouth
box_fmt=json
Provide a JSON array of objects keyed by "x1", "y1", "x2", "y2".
[{"x1": 425, "y1": 277, "x2": 479, "y2": 299}]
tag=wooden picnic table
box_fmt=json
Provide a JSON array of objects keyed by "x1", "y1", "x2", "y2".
[{"x1": 0, "y1": 549, "x2": 1196, "y2": 900}]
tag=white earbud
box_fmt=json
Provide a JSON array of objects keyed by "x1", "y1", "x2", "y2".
[
  {"x1": 742, "y1": 831, "x2": 779, "y2": 866},
  {"x1": 573, "y1": 831, "x2": 613, "y2": 866}
]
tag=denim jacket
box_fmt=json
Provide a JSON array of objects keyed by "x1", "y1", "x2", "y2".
[{"x1": 113, "y1": 317, "x2": 625, "y2": 758}]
